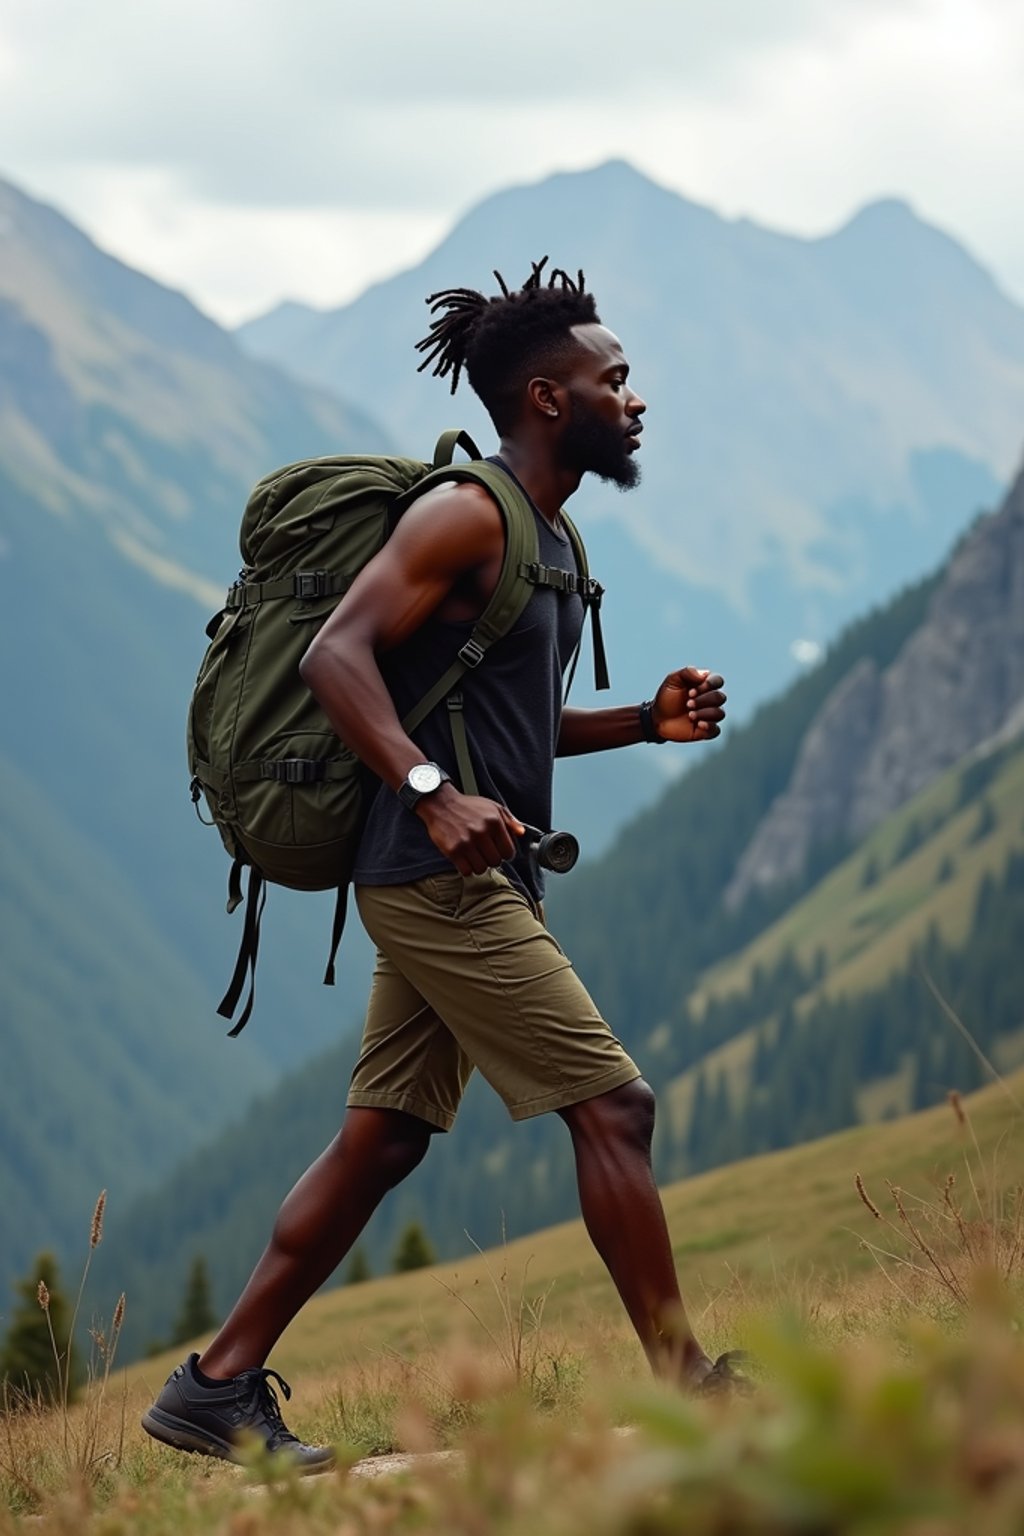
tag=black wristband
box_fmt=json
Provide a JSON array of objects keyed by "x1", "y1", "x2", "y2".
[{"x1": 639, "y1": 700, "x2": 666, "y2": 744}]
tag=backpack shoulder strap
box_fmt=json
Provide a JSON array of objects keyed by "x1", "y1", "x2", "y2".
[{"x1": 399, "y1": 458, "x2": 540, "y2": 746}]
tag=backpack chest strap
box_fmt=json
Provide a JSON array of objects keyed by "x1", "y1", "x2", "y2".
[{"x1": 519, "y1": 561, "x2": 605, "y2": 604}]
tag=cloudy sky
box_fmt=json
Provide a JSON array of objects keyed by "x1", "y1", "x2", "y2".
[{"x1": 1, "y1": 0, "x2": 1021, "y2": 326}]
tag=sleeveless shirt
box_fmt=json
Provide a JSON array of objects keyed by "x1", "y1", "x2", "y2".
[{"x1": 353, "y1": 460, "x2": 584, "y2": 904}]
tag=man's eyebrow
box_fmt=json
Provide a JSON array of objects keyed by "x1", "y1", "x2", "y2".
[{"x1": 602, "y1": 361, "x2": 630, "y2": 378}]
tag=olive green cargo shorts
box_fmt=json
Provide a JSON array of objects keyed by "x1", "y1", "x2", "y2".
[{"x1": 349, "y1": 868, "x2": 639, "y2": 1130}]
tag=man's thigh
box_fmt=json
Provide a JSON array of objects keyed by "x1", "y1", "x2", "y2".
[
  {"x1": 347, "y1": 945, "x2": 473, "y2": 1132},
  {"x1": 355, "y1": 869, "x2": 639, "y2": 1122}
]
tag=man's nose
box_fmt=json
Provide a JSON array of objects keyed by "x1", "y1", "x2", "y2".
[{"x1": 629, "y1": 392, "x2": 647, "y2": 417}]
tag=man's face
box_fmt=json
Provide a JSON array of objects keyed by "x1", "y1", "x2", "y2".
[{"x1": 558, "y1": 324, "x2": 646, "y2": 490}]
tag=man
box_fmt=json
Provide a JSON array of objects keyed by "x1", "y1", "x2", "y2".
[{"x1": 143, "y1": 260, "x2": 738, "y2": 1471}]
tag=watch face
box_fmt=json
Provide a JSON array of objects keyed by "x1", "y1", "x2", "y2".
[{"x1": 408, "y1": 763, "x2": 442, "y2": 794}]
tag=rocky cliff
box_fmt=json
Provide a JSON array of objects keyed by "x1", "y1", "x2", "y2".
[{"x1": 726, "y1": 456, "x2": 1024, "y2": 907}]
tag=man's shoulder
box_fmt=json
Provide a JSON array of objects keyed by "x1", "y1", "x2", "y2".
[{"x1": 400, "y1": 474, "x2": 506, "y2": 538}]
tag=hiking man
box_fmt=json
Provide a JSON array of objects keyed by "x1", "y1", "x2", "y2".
[{"x1": 144, "y1": 260, "x2": 735, "y2": 1470}]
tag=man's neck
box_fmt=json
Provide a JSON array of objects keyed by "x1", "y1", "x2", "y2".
[{"x1": 494, "y1": 439, "x2": 581, "y2": 525}]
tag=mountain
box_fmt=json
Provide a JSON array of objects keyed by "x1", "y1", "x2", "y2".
[
  {"x1": 238, "y1": 160, "x2": 1015, "y2": 713},
  {"x1": 727, "y1": 460, "x2": 1024, "y2": 907},
  {"x1": 95, "y1": 462, "x2": 1024, "y2": 1355},
  {"x1": 0, "y1": 175, "x2": 399, "y2": 1291}
]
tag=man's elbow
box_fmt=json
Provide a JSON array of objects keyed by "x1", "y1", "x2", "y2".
[{"x1": 299, "y1": 631, "x2": 334, "y2": 699}]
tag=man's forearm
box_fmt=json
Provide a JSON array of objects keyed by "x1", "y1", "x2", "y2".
[
  {"x1": 557, "y1": 705, "x2": 653, "y2": 756},
  {"x1": 299, "y1": 635, "x2": 424, "y2": 791}
]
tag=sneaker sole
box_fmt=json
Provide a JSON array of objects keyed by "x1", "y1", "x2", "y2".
[
  {"x1": 141, "y1": 1406, "x2": 335, "y2": 1474},
  {"x1": 141, "y1": 1406, "x2": 236, "y2": 1461}
]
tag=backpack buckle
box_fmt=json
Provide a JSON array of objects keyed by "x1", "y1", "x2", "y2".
[
  {"x1": 579, "y1": 577, "x2": 604, "y2": 605},
  {"x1": 293, "y1": 570, "x2": 329, "y2": 600},
  {"x1": 260, "y1": 758, "x2": 326, "y2": 784},
  {"x1": 457, "y1": 638, "x2": 485, "y2": 668}
]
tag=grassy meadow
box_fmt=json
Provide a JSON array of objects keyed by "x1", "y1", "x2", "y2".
[{"x1": 5, "y1": 1068, "x2": 1024, "y2": 1532}]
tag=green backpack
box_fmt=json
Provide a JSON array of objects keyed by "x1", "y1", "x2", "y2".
[{"x1": 187, "y1": 429, "x2": 608, "y2": 1033}]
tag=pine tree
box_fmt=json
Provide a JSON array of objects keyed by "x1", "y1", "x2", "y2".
[
  {"x1": 860, "y1": 853, "x2": 881, "y2": 888},
  {"x1": 345, "y1": 1246, "x2": 372, "y2": 1285},
  {"x1": 0, "y1": 1252, "x2": 77, "y2": 1405},
  {"x1": 392, "y1": 1222, "x2": 436, "y2": 1273},
  {"x1": 970, "y1": 797, "x2": 997, "y2": 844},
  {"x1": 171, "y1": 1256, "x2": 216, "y2": 1346}
]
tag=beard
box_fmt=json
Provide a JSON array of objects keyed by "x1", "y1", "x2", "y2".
[{"x1": 560, "y1": 391, "x2": 641, "y2": 490}]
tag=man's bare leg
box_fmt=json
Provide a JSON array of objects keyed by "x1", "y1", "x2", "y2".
[
  {"x1": 559, "y1": 1079, "x2": 712, "y2": 1384},
  {"x1": 199, "y1": 1106, "x2": 432, "y2": 1379}
]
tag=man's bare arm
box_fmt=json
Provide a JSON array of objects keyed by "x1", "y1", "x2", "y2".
[{"x1": 299, "y1": 482, "x2": 524, "y2": 874}]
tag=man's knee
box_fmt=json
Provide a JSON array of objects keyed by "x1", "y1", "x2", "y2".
[
  {"x1": 378, "y1": 1115, "x2": 433, "y2": 1189},
  {"x1": 340, "y1": 1107, "x2": 433, "y2": 1188},
  {"x1": 560, "y1": 1077, "x2": 657, "y2": 1149}
]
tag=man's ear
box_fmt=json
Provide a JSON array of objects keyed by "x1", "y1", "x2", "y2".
[{"x1": 527, "y1": 376, "x2": 565, "y2": 420}]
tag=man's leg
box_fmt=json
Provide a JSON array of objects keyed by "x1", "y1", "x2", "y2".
[
  {"x1": 559, "y1": 1079, "x2": 712, "y2": 1384},
  {"x1": 199, "y1": 1106, "x2": 432, "y2": 1378}
]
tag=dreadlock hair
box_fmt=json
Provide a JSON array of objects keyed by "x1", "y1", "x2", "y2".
[{"x1": 415, "y1": 257, "x2": 601, "y2": 433}]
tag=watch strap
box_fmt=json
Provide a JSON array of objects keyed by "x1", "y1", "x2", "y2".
[{"x1": 397, "y1": 764, "x2": 451, "y2": 811}]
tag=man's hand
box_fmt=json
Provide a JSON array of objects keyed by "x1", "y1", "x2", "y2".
[
  {"x1": 417, "y1": 784, "x2": 526, "y2": 876},
  {"x1": 652, "y1": 666, "x2": 727, "y2": 743}
]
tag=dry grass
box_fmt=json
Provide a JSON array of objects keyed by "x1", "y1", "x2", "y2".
[
  {"x1": 5, "y1": 1057, "x2": 1024, "y2": 1530},
  {"x1": 0, "y1": 1191, "x2": 128, "y2": 1510}
]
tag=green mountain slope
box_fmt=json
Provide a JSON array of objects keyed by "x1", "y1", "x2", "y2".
[
  {"x1": 98, "y1": 790, "x2": 1023, "y2": 1362},
  {"x1": 0, "y1": 754, "x2": 272, "y2": 1284},
  {"x1": 131, "y1": 1065, "x2": 1024, "y2": 1385},
  {"x1": 653, "y1": 738, "x2": 1024, "y2": 1177},
  {"x1": 95, "y1": 541, "x2": 1024, "y2": 1357},
  {"x1": 0, "y1": 179, "x2": 395, "y2": 1298}
]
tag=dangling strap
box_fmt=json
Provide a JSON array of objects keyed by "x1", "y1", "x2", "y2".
[
  {"x1": 446, "y1": 692, "x2": 478, "y2": 796},
  {"x1": 561, "y1": 589, "x2": 607, "y2": 703},
  {"x1": 560, "y1": 509, "x2": 610, "y2": 694},
  {"x1": 217, "y1": 864, "x2": 266, "y2": 1035},
  {"x1": 323, "y1": 885, "x2": 348, "y2": 986}
]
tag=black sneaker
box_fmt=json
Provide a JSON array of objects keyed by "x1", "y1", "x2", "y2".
[{"x1": 142, "y1": 1353, "x2": 335, "y2": 1473}]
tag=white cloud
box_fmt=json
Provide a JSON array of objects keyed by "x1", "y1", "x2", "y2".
[
  {"x1": 791, "y1": 639, "x2": 824, "y2": 666},
  {"x1": 0, "y1": 0, "x2": 1021, "y2": 322}
]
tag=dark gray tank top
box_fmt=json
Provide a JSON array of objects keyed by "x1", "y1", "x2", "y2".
[{"x1": 353, "y1": 462, "x2": 584, "y2": 904}]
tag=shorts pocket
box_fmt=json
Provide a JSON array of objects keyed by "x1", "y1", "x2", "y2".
[{"x1": 423, "y1": 871, "x2": 466, "y2": 915}]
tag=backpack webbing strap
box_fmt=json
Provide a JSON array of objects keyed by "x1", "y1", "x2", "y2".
[
  {"x1": 217, "y1": 863, "x2": 267, "y2": 1036},
  {"x1": 224, "y1": 571, "x2": 351, "y2": 610},
  {"x1": 560, "y1": 509, "x2": 610, "y2": 695},
  {"x1": 323, "y1": 886, "x2": 348, "y2": 987},
  {"x1": 446, "y1": 692, "x2": 477, "y2": 796}
]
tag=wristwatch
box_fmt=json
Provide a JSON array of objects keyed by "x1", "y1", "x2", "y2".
[{"x1": 397, "y1": 762, "x2": 452, "y2": 811}]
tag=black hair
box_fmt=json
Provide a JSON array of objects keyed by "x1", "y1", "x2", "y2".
[{"x1": 414, "y1": 257, "x2": 601, "y2": 432}]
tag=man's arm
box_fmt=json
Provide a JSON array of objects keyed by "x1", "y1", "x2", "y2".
[
  {"x1": 557, "y1": 669, "x2": 726, "y2": 756},
  {"x1": 299, "y1": 481, "x2": 524, "y2": 875}
]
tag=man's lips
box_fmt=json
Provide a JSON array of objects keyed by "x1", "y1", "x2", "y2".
[{"x1": 626, "y1": 426, "x2": 643, "y2": 448}]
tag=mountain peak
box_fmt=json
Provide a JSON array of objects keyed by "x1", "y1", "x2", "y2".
[{"x1": 844, "y1": 195, "x2": 919, "y2": 228}]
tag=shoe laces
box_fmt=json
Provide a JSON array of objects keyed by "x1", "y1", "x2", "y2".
[{"x1": 238, "y1": 1366, "x2": 299, "y2": 1444}]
